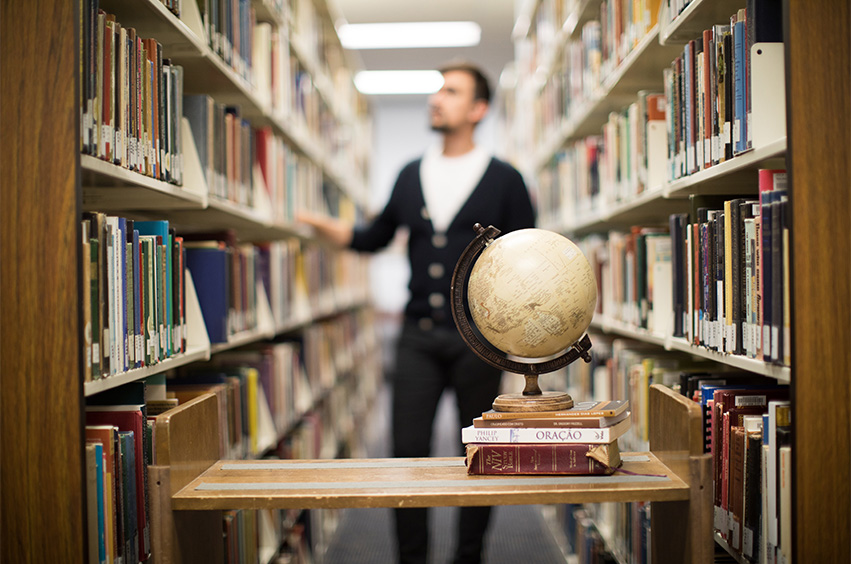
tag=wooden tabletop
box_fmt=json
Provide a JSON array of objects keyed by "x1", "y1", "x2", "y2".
[{"x1": 172, "y1": 453, "x2": 689, "y2": 511}]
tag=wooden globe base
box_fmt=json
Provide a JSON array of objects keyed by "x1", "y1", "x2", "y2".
[{"x1": 492, "y1": 391, "x2": 574, "y2": 413}]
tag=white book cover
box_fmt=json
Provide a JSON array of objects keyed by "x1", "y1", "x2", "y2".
[
  {"x1": 462, "y1": 416, "x2": 630, "y2": 445},
  {"x1": 767, "y1": 400, "x2": 789, "y2": 546}
]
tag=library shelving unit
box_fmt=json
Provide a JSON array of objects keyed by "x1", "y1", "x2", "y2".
[
  {"x1": 499, "y1": 0, "x2": 850, "y2": 563},
  {"x1": 1, "y1": 0, "x2": 380, "y2": 561},
  {"x1": 2, "y1": 1, "x2": 848, "y2": 564}
]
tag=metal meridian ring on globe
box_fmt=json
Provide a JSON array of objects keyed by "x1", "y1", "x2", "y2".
[{"x1": 449, "y1": 223, "x2": 594, "y2": 381}]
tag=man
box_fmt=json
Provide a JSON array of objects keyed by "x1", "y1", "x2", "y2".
[{"x1": 298, "y1": 61, "x2": 535, "y2": 564}]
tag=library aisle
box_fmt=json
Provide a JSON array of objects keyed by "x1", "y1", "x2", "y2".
[{"x1": 324, "y1": 384, "x2": 568, "y2": 563}]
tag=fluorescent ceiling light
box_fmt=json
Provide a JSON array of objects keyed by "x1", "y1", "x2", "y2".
[
  {"x1": 338, "y1": 21, "x2": 481, "y2": 50},
  {"x1": 354, "y1": 70, "x2": 444, "y2": 95}
]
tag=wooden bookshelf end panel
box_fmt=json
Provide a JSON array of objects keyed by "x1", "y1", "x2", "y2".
[
  {"x1": 154, "y1": 391, "x2": 221, "y2": 495},
  {"x1": 649, "y1": 383, "x2": 704, "y2": 485}
]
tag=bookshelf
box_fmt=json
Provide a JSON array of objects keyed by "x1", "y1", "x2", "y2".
[
  {"x1": 500, "y1": 0, "x2": 850, "y2": 563},
  {"x1": 2, "y1": 1, "x2": 848, "y2": 564},
  {"x1": 1, "y1": 0, "x2": 379, "y2": 561}
]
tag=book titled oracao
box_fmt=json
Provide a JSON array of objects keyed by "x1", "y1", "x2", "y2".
[
  {"x1": 462, "y1": 416, "x2": 630, "y2": 444},
  {"x1": 465, "y1": 442, "x2": 621, "y2": 475}
]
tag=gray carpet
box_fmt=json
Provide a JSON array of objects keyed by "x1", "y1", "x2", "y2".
[{"x1": 321, "y1": 387, "x2": 569, "y2": 564}]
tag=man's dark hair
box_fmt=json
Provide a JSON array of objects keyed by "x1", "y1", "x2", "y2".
[{"x1": 438, "y1": 61, "x2": 492, "y2": 104}]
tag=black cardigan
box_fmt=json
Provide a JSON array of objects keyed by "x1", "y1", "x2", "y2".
[{"x1": 350, "y1": 156, "x2": 536, "y2": 327}]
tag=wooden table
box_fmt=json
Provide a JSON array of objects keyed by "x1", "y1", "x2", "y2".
[
  {"x1": 152, "y1": 385, "x2": 713, "y2": 564},
  {"x1": 172, "y1": 454, "x2": 688, "y2": 510}
]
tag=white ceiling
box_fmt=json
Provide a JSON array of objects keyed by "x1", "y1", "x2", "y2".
[{"x1": 332, "y1": 0, "x2": 518, "y2": 97}]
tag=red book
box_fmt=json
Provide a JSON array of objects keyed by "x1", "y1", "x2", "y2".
[
  {"x1": 712, "y1": 387, "x2": 788, "y2": 533},
  {"x1": 465, "y1": 442, "x2": 620, "y2": 475},
  {"x1": 86, "y1": 425, "x2": 120, "y2": 563},
  {"x1": 729, "y1": 426, "x2": 747, "y2": 551},
  {"x1": 144, "y1": 38, "x2": 159, "y2": 179}
]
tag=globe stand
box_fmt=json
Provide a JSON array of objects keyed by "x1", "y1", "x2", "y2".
[{"x1": 450, "y1": 224, "x2": 593, "y2": 413}]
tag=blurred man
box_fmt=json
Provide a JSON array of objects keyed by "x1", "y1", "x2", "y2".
[{"x1": 298, "y1": 61, "x2": 535, "y2": 564}]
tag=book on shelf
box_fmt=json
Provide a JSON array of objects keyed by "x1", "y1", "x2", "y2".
[
  {"x1": 479, "y1": 400, "x2": 629, "y2": 420},
  {"x1": 710, "y1": 386, "x2": 788, "y2": 540},
  {"x1": 81, "y1": 214, "x2": 186, "y2": 378},
  {"x1": 666, "y1": 186, "x2": 790, "y2": 364},
  {"x1": 766, "y1": 400, "x2": 790, "y2": 554},
  {"x1": 778, "y1": 443, "x2": 792, "y2": 563},
  {"x1": 85, "y1": 441, "x2": 105, "y2": 564},
  {"x1": 669, "y1": 212, "x2": 688, "y2": 337},
  {"x1": 473, "y1": 410, "x2": 630, "y2": 429},
  {"x1": 184, "y1": 244, "x2": 230, "y2": 343},
  {"x1": 85, "y1": 406, "x2": 151, "y2": 562},
  {"x1": 462, "y1": 416, "x2": 630, "y2": 445},
  {"x1": 86, "y1": 425, "x2": 119, "y2": 563},
  {"x1": 728, "y1": 425, "x2": 746, "y2": 551},
  {"x1": 742, "y1": 415, "x2": 763, "y2": 560},
  {"x1": 81, "y1": 1, "x2": 183, "y2": 183},
  {"x1": 664, "y1": 3, "x2": 784, "y2": 182},
  {"x1": 465, "y1": 441, "x2": 621, "y2": 476}
]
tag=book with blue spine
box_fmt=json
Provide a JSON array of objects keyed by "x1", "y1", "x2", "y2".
[
  {"x1": 86, "y1": 441, "x2": 106, "y2": 564},
  {"x1": 733, "y1": 10, "x2": 747, "y2": 154},
  {"x1": 185, "y1": 245, "x2": 230, "y2": 343},
  {"x1": 135, "y1": 220, "x2": 172, "y2": 357}
]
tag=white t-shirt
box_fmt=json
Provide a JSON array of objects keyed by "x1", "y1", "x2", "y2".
[{"x1": 419, "y1": 144, "x2": 491, "y2": 233}]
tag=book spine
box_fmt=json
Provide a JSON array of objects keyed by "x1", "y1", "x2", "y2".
[
  {"x1": 465, "y1": 443, "x2": 616, "y2": 475},
  {"x1": 479, "y1": 407, "x2": 626, "y2": 420},
  {"x1": 734, "y1": 11, "x2": 747, "y2": 155},
  {"x1": 462, "y1": 423, "x2": 622, "y2": 444},
  {"x1": 473, "y1": 415, "x2": 623, "y2": 429},
  {"x1": 743, "y1": 431, "x2": 762, "y2": 559},
  {"x1": 729, "y1": 426, "x2": 745, "y2": 551},
  {"x1": 703, "y1": 29, "x2": 713, "y2": 169}
]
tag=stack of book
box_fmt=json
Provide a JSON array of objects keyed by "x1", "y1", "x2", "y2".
[{"x1": 462, "y1": 400, "x2": 630, "y2": 475}]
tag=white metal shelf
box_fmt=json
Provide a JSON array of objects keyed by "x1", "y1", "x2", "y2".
[
  {"x1": 591, "y1": 316, "x2": 791, "y2": 382},
  {"x1": 83, "y1": 344, "x2": 211, "y2": 397},
  {"x1": 81, "y1": 154, "x2": 208, "y2": 210},
  {"x1": 664, "y1": 137, "x2": 788, "y2": 198},
  {"x1": 659, "y1": 0, "x2": 750, "y2": 46},
  {"x1": 543, "y1": 135, "x2": 787, "y2": 235}
]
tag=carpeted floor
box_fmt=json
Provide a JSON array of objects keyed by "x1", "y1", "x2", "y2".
[{"x1": 321, "y1": 387, "x2": 569, "y2": 564}]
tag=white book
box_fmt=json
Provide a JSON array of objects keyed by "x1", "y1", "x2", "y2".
[
  {"x1": 779, "y1": 445, "x2": 792, "y2": 564},
  {"x1": 767, "y1": 400, "x2": 790, "y2": 546},
  {"x1": 462, "y1": 417, "x2": 630, "y2": 445}
]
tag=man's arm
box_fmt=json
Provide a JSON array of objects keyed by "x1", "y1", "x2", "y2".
[{"x1": 296, "y1": 211, "x2": 353, "y2": 248}]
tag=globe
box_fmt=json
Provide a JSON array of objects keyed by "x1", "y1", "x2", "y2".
[{"x1": 466, "y1": 228, "x2": 597, "y2": 359}]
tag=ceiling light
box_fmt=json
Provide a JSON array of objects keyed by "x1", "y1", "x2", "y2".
[
  {"x1": 338, "y1": 21, "x2": 481, "y2": 50},
  {"x1": 354, "y1": 70, "x2": 444, "y2": 95}
]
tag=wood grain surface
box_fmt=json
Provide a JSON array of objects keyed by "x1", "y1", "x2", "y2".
[
  {"x1": 0, "y1": 0, "x2": 84, "y2": 562},
  {"x1": 788, "y1": 0, "x2": 851, "y2": 562},
  {"x1": 171, "y1": 454, "x2": 689, "y2": 510}
]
